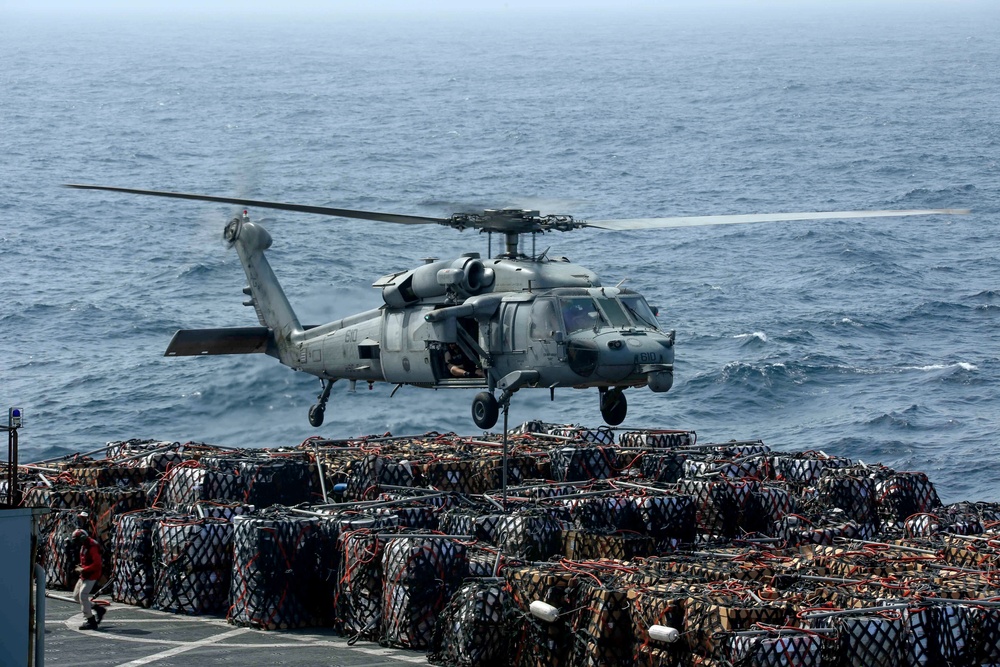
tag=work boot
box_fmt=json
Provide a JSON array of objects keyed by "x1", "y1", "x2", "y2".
[
  {"x1": 79, "y1": 616, "x2": 99, "y2": 630},
  {"x1": 95, "y1": 605, "x2": 106, "y2": 624}
]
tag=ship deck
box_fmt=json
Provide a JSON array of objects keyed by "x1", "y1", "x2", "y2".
[{"x1": 43, "y1": 595, "x2": 424, "y2": 667}]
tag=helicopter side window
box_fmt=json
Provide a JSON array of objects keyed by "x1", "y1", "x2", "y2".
[
  {"x1": 384, "y1": 311, "x2": 404, "y2": 352},
  {"x1": 530, "y1": 298, "x2": 560, "y2": 340},
  {"x1": 595, "y1": 297, "x2": 631, "y2": 328},
  {"x1": 562, "y1": 297, "x2": 603, "y2": 333},
  {"x1": 620, "y1": 295, "x2": 660, "y2": 329}
]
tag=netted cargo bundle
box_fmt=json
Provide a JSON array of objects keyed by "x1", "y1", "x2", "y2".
[
  {"x1": 343, "y1": 454, "x2": 416, "y2": 500},
  {"x1": 770, "y1": 452, "x2": 853, "y2": 489},
  {"x1": 440, "y1": 507, "x2": 505, "y2": 543},
  {"x1": 236, "y1": 458, "x2": 317, "y2": 507},
  {"x1": 104, "y1": 438, "x2": 175, "y2": 458},
  {"x1": 683, "y1": 593, "x2": 795, "y2": 658},
  {"x1": 939, "y1": 534, "x2": 1000, "y2": 569},
  {"x1": 635, "y1": 494, "x2": 697, "y2": 544},
  {"x1": 381, "y1": 535, "x2": 470, "y2": 649},
  {"x1": 548, "y1": 446, "x2": 618, "y2": 482},
  {"x1": 153, "y1": 517, "x2": 233, "y2": 615},
  {"x1": 192, "y1": 501, "x2": 255, "y2": 521},
  {"x1": 567, "y1": 580, "x2": 632, "y2": 667},
  {"x1": 152, "y1": 463, "x2": 244, "y2": 511},
  {"x1": 686, "y1": 552, "x2": 794, "y2": 585},
  {"x1": 337, "y1": 529, "x2": 386, "y2": 640},
  {"x1": 814, "y1": 468, "x2": 880, "y2": 527},
  {"x1": 497, "y1": 510, "x2": 567, "y2": 561},
  {"x1": 22, "y1": 484, "x2": 90, "y2": 510},
  {"x1": 229, "y1": 513, "x2": 339, "y2": 630},
  {"x1": 389, "y1": 503, "x2": 440, "y2": 531},
  {"x1": 561, "y1": 530, "x2": 655, "y2": 561},
  {"x1": 548, "y1": 425, "x2": 616, "y2": 446},
  {"x1": 43, "y1": 510, "x2": 88, "y2": 590},
  {"x1": 677, "y1": 479, "x2": 741, "y2": 540},
  {"x1": 488, "y1": 453, "x2": 548, "y2": 489},
  {"x1": 813, "y1": 613, "x2": 905, "y2": 667},
  {"x1": 807, "y1": 543, "x2": 932, "y2": 580},
  {"x1": 564, "y1": 495, "x2": 636, "y2": 532},
  {"x1": 874, "y1": 471, "x2": 943, "y2": 528},
  {"x1": 773, "y1": 510, "x2": 860, "y2": 547},
  {"x1": 639, "y1": 451, "x2": 688, "y2": 484},
  {"x1": 629, "y1": 585, "x2": 687, "y2": 667},
  {"x1": 506, "y1": 565, "x2": 578, "y2": 667},
  {"x1": 429, "y1": 579, "x2": 511, "y2": 667},
  {"x1": 905, "y1": 510, "x2": 983, "y2": 538},
  {"x1": 467, "y1": 546, "x2": 503, "y2": 578},
  {"x1": 683, "y1": 456, "x2": 763, "y2": 481},
  {"x1": 970, "y1": 606, "x2": 1000, "y2": 665},
  {"x1": 85, "y1": 486, "x2": 148, "y2": 553},
  {"x1": 112, "y1": 509, "x2": 177, "y2": 607},
  {"x1": 64, "y1": 464, "x2": 153, "y2": 488},
  {"x1": 620, "y1": 429, "x2": 697, "y2": 449},
  {"x1": 420, "y1": 457, "x2": 495, "y2": 495},
  {"x1": 744, "y1": 485, "x2": 795, "y2": 535},
  {"x1": 724, "y1": 631, "x2": 823, "y2": 667}
]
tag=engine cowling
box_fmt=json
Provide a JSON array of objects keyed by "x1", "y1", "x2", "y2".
[{"x1": 382, "y1": 255, "x2": 494, "y2": 308}]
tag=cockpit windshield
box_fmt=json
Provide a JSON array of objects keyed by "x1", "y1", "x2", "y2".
[
  {"x1": 562, "y1": 297, "x2": 604, "y2": 333},
  {"x1": 560, "y1": 295, "x2": 661, "y2": 332},
  {"x1": 620, "y1": 295, "x2": 660, "y2": 330}
]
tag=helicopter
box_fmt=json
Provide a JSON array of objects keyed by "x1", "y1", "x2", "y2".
[{"x1": 65, "y1": 184, "x2": 967, "y2": 430}]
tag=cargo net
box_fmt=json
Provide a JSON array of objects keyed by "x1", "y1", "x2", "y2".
[
  {"x1": 874, "y1": 471, "x2": 943, "y2": 528},
  {"x1": 151, "y1": 462, "x2": 244, "y2": 512},
  {"x1": 724, "y1": 632, "x2": 824, "y2": 667},
  {"x1": 506, "y1": 565, "x2": 577, "y2": 667},
  {"x1": 429, "y1": 579, "x2": 511, "y2": 667},
  {"x1": 640, "y1": 452, "x2": 688, "y2": 484},
  {"x1": 497, "y1": 510, "x2": 568, "y2": 561},
  {"x1": 677, "y1": 479, "x2": 741, "y2": 540},
  {"x1": 548, "y1": 446, "x2": 618, "y2": 482},
  {"x1": 112, "y1": 509, "x2": 177, "y2": 607},
  {"x1": 564, "y1": 495, "x2": 635, "y2": 532},
  {"x1": 337, "y1": 529, "x2": 387, "y2": 640},
  {"x1": 814, "y1": 467, "x2": 881, "y2": 528},
  {"x1": 153, "y1": 517, "x2": 233, "y2": 615},
  {"x1": 228, "y1": 512, "x2": 339, "y2": 630},
  {"x1": 630, "y1": 586, "x2": 687, "y2": 667},
  {"x1": 568, "y1": 579, "x2": 632, "y2": 667},
  {"x1": 440, "y1": 507, "x2": 504, "y2": 543},
  {"x1": 683, "y1": 592, "x2": 794, "y2": 659},
  {"x1": 635, "y1": 495, "x2": 697, "y2": 544},
  {"x1": 619, "y1": 429, "x2": 697, "y2": 449},
  {"x1": 236, "y1": 458, "x2": 318, "y2": 508},
  {"x1": 774, "y1": 509, "x2": 860, "y2": 547},
  {"x1": 43, "y1": 510, "x2": 89, "y2": 590},
  {"x1": 380, "y1": 536, "x2": 470, "y2": 649}
]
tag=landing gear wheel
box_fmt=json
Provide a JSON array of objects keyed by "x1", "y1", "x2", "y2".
[
  {"x1": 600, "y1": 389, "x2": 627, "y2": 426},
  {"x1": 308, "y1": 404, "x2": 325, "y2": 428},
  {"x1": 472, "y1": 392, "x2": 499, "y2": 430}
]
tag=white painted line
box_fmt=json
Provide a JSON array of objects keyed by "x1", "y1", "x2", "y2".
[{"x1": 113, "y1": 627, "x2": 252, "y2": 667}]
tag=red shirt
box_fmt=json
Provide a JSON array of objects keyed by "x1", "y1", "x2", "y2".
[{"x1": 79, "y1": 537, "x2": 102, "y2": 580}]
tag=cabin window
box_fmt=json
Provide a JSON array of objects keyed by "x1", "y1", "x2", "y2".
[
  {"x1": 384, "y1": 311, "x2": 404, "y2": 352},
  {"x1": 595, "y1": 297, "x2": 631, "y2": 328},
  {"x1": 530, "y1": 298, "x2": 560, "y2": 340}
]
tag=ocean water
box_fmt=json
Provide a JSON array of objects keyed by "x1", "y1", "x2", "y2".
[{"x1": 2, "y1": 4, "x2": 998, "y2": 504}]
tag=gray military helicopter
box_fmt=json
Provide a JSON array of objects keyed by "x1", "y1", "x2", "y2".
[{"x1": 66, "y1": 184, "x2": 967, "y2": 430}]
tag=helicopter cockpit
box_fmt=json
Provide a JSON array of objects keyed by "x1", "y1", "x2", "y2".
[{"x1": 560, "y1": 293, "x2": 660, "y2": 334}]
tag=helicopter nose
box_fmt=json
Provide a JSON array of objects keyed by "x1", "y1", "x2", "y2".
[{"x1": 592, "y1": 332, "x2": 675, "y2": 385}]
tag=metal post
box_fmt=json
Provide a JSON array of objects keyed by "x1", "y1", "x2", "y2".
[{"x1": 502, "y1": 399, "x2": 509, "y2": 512}]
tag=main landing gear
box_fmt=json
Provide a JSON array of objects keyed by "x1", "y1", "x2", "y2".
[
  {"x1": 472, "y1": 391, "x2": 499, "y2": 430},
  {"x1": 309, "y1": 379, "x2": 334, "y2": 428},
  {"x1": 599, "y1": 387, "x2": 627, "y2": 426}
]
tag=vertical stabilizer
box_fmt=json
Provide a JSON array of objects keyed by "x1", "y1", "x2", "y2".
[{"x1": 224, "y1": 215, "x2": 302, "y2": 355}]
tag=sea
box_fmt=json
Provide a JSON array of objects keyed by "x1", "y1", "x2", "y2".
[{"x1": 1, "y1": 3, "x2": 998, "y2": 505}]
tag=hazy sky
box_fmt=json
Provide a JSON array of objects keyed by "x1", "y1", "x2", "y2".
[{"x1": 2, "y1": 0, "x2": 988, "y2": 17}]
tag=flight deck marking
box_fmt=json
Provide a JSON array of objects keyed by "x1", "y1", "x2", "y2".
[
  {"x1": 63, "y1": 610, "x2": 425, "y2": 663},
  {"x1": 113, "y1": 627, "x2": 251, "y2": 666}
]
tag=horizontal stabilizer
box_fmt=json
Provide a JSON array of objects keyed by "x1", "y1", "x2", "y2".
[{"x1": 165, "y1": 327, "x2": 273, "y2": 356}]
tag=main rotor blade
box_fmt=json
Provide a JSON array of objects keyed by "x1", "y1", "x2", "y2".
[
  {"x1": 584, "y1": 208, "x2": 970, "y2": 231},
  {"x1": 64, "y1": 184, "x2": 450, "y2": 226}
]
